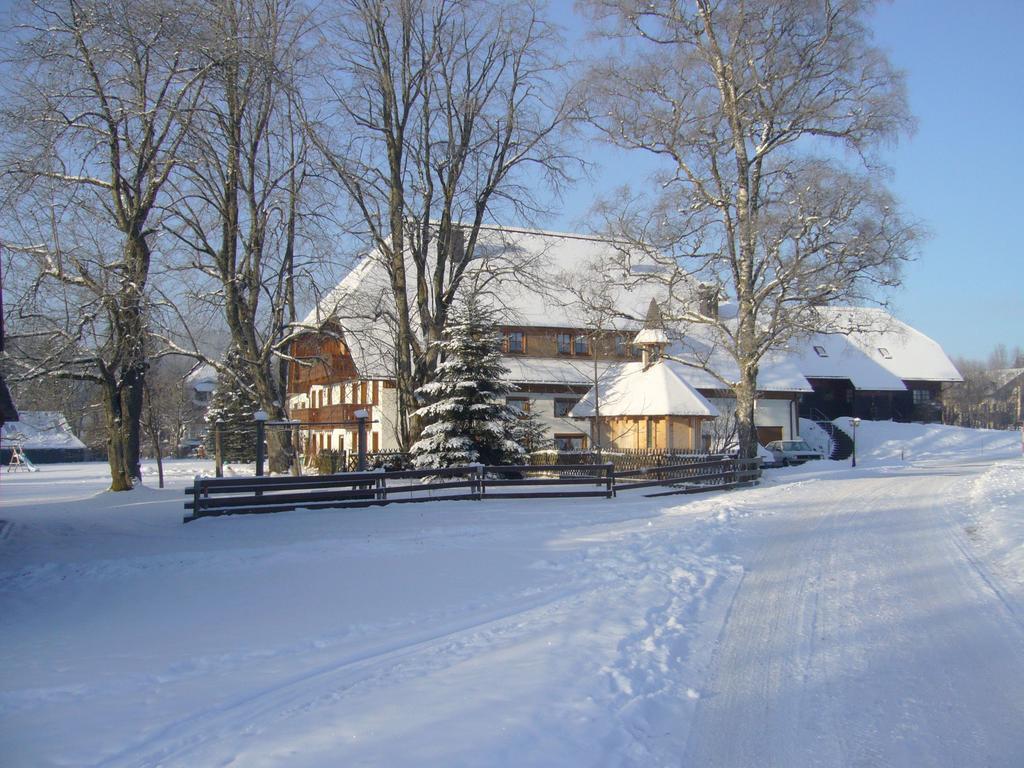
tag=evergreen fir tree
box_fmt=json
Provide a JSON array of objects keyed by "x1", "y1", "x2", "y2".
[
  {"x1": 410, "y1": 301, "x2": 526, "y2": 469},
  {"x1": 506, "y1": 400, "x2": 551, "y2": 455},
  {"x1": 205, "y1": 349, "x2": 261, "y2": 462}
]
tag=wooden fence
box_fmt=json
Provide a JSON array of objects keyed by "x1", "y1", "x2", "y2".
[
  {"x1": 184, "y1": 463, "x2": 616, "y2": 522},
  {"x1": 183, "y1": 457, "x2": 761, "y2": 523}
]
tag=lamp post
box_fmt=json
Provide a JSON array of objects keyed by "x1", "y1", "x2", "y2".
[
  {"x1": 850, "y1": 417, "x2": 861, "y2": 468},
  {"x1": 354, "y1": 409, "x2": 369, "y2": 471},
  {"x1": 253, "y1": 410, "x2": 269, "y2": 476}
]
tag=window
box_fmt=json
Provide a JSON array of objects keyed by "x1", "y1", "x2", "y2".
[
  {"x1": 813, "y1": 345, "x2": 828, "y2": 357},
  {"x1": 878, "y1": 347, "x2": 892, "y2": 359},
  {"x1": 553, "y1": 398, "x2": 579, "y2": 417},
  {"x1": 554, "y1": 434, "x2": 586, "y2": 451},
  {"x1": 506, "y1": 331, "x2": 524, "y2": 354},
  {"x1": 506, "y1": 397, "x2": 530, "y2": 414},
  {"x1": 646, "y1": 418, "x2": 654, "y2": 449},
  {"x1": 557, "y1": 333, "x2": 572, "y2": 354},
  {"x1": 913, "y1": 389, "x2": 930, "y2": 405},
  {"x1": 615, "y1": 335, "x2": 627, "y2": 356},
  {"x1": 574, "y1": 335, "x2": 588, "y2": 355}
]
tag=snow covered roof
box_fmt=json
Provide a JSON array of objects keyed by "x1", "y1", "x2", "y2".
[
  {"x1": 1, "y1": 411, "x2": 86, "y2": 450},
  {"x1": 989, "y1": 367, "x2": 1024, "y2": 391},
  {"x1": 305, "y1": 228, "x2": 951, "y2": 394},
  {"x1": 302, "y1": 227, "x2": 681, "y2": 379},
  {"x1": 502, "y1": 356, "x2": 617, "y2": 387},
  {"x1": 571, "y1": 360, "x2": 719, "y2": 418},
  {"x1": 634, "y1": 328, "x2": 670, "y2": 346},
  {"x1": 668, "y1": 326, "x2": 814, "y2": 393},
  {"x1": 186, "y1": 364, "x2": 218, "y2": 392},
  {"x1": 787, "y1": 307, "x2": 962, "y2": 389}
]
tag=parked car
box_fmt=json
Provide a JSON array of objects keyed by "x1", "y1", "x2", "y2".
[{"x1": 764, "y1": 439, "x2": 824, "y2": 466}]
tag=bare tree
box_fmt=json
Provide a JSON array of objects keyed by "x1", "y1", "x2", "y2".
[
  {"x1": 581, "y1": 0, "x2": 918, "y2": 457},
  {"x1": 311, "y1": 0, "x2": 576, "y2": 448},
  {"x1": 164, "y1": 0, "x2": 321, "y2": 472},
  {"x1": 1, "y1": 0, "x2": 211, "y2": 489}
]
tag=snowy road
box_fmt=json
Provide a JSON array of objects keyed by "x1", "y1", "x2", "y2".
[
  {"x1": 1, "y1": 427, "x2": 1022, "y2": 767},
  {"x1": 684, "y1": 460, "x2": 1024, "y2": 767}
]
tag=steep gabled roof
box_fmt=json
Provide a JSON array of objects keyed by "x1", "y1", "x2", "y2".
[
  {"x1": 571, "y1": 360, "x2": 719, "y2": 418},
  {"x1": 303, "y1": 227, "x2": 952, "y2": 394},
  {"x1": 787, "y1": 307, "x2": 962, "y2": 388},
  {"x1": 1, "y1": 411, "x2": 86, "y2": 450}
]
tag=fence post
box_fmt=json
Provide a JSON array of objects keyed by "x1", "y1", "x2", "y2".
[
  {"x1": 354, "y1": 409, "x2": 368, "y2": 471},
  {"x1": 607, "y1": 463, "x2": 615, "y2": 498},
  {"x1": 214, "y1": 419, "x2": 224, "y2": 478}
]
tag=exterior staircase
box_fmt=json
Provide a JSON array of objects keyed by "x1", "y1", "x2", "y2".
[{"x1": 816, "y1": 421, "x2": 854, "y2": 461}]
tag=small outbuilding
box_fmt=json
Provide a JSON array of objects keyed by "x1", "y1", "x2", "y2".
[
  {"x1": 1, "y1": 411, "x2": 89, "y2": 464},
  {"x1": 572, "y1": 301, "x2": 719, "y2": 452}
]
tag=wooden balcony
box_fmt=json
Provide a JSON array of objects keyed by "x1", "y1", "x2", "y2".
[{"x1": 286, "y1": 403, "x2": 373, "y2": 425}]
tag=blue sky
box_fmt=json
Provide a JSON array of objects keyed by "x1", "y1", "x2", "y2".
[{"x1": 547, "y1": 0, "x2": 1023, "y2": 361}]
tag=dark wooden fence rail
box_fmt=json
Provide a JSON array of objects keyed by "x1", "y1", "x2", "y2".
[{"x1": 183, "y1": 459, "x2": 758, "y2": 523}]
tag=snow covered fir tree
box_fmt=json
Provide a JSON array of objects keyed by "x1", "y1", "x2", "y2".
[
  {"x1": 204, "y1": 349, "x2": 261, "y2": 462},
  {"x1": 410, "y1": 301, "x2": 527, "y2": 469}
]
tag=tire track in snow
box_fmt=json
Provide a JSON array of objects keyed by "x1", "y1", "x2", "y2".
[
  {"x1": 93, "y1": 584, "x2": 588, "y2": 768},
  {"x1": 683, "y1": 462, "x2": 1024, "y2": 767}
]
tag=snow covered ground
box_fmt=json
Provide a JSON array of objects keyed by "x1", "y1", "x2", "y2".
[{"x1": 1, "y1": 422, "x2": 1022, "y2": 767}]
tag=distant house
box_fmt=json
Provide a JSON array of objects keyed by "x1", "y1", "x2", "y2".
[
  {"x1": 789, "y1": 308, "x2": 962, "y2": 423},
  {"x1": 1, "y1": 411, "x2": 88, "y2": 464},
  {"x1": 287, "y1": 226, "x2": 959, "y2": 456},
  {"x1": 179, "y1": 365, "x2": 218, "y2": 454},
  {"x1": 948, "y1": 367, "x2": 1024, "y2": 430}
]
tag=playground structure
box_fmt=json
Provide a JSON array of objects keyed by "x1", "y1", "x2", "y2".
[{"x1": 6, "y1": 439, "x2": 39, "y2": 472}]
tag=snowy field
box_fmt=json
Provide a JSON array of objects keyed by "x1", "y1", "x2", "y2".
[{"x1": 1, "y1": 422, "x2": 1022, "y2": 767}]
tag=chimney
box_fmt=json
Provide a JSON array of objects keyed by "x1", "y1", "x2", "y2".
[
  {"x1": 697, "y1": 284, "x2": 719, "y2": 318},
  {"x1": 451, "y1": 225, "x2": 465, "y2": 264}
]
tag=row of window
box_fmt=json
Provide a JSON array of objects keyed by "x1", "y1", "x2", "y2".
[
  {"x1": 506, "y1": 396, "x2": 581, "y2": 418},
  {"x1": 309, "y1": 380, "x2": 382, "y2": 408},
  {"x1": 309, "y1": 429, "x2": 381, "y2": 453},
  {"x1": 504, "y1": 330, "x2": 639, "y2": 358}
]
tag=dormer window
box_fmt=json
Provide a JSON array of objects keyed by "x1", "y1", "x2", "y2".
[
  {"x1": 556, "y1": 333, "x2": 571, "y2": 354},
  {"x1": 574, "y1": 335, "x2": 588, "y2": 355},
  {"x1": 813, "y1": 345, "x2": 828, "y2": 358},
  {"x1": 878, "y1": 347, "x2": 892, "y2": 359}
]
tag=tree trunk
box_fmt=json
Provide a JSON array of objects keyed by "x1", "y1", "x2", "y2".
[
  {"x1": 122, "y1": 362, "x2": 146, "y2": 481},
  {"x1": 102, "y1": 383, "x2": 134, "y2": 491},
  {"x1": 734, "y1": 365, "x2": 759, "y2": 460}
]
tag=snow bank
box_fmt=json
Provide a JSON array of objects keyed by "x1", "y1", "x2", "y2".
[{"x1": 834, "y1": 418, "x2": 1022, "y2": 466}]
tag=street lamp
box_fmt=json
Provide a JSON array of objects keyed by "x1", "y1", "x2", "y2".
[{"x1": 850, "y1": 417, "x2": 861, "y2": 468}]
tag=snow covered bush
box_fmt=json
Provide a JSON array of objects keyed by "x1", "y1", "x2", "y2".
[{"x1": 410, "y1": 301, "x2": 526, "y2": 468}]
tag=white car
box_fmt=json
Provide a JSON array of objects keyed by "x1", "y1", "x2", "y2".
[{"x1": 765, "y1": 439, "x2": 824, "y2": 466}]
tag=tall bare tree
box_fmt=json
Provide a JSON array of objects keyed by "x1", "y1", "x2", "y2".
[
  {"x1": 165, "y1": 0, "x2": 319, "y2": 472},
  {"x1": 1, "y1": 0, "x2": 210, "y2": 489},
  {"x1": 581, "y1": 0, "x2": 918, "y2": 457},
  {"x1": 311, "y1": 0, "x2": 576, "y2": 448}
]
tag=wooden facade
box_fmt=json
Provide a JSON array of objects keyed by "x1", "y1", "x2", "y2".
[
  {"x1": 498, "y1": 325, "x2": 641, "y2": 361},
  {"x1": 286, "y1": 332, "x2": 358, "y2": 395},
  {"x1": 601, "y1": 415, "x2": 707, "y2": 453}
]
